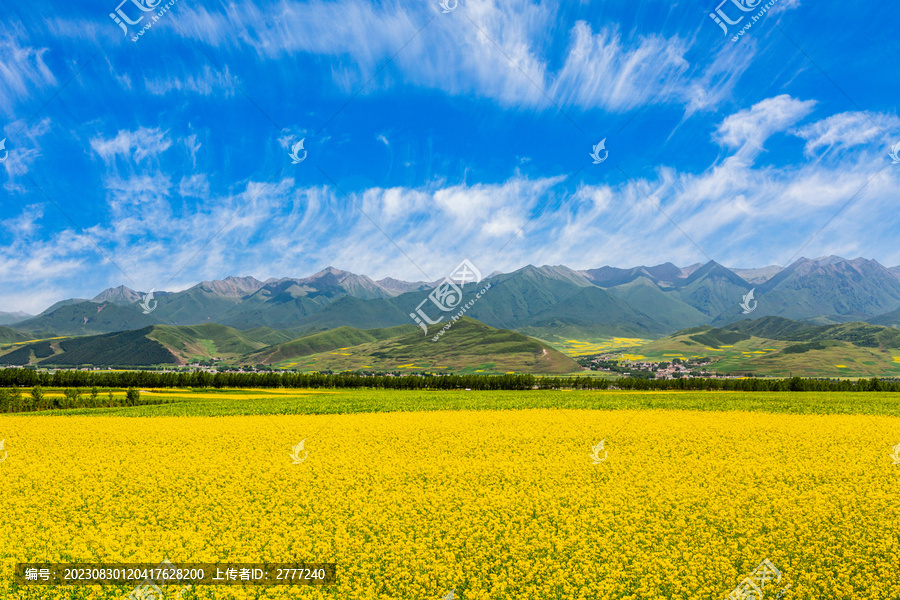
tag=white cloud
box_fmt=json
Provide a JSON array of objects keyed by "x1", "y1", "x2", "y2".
[
  {"x1": 90, "y1": 127, "x2": 173, "y2": 162},
  {"x1": 0, "y1": 28, "x2": 56, "y2": 115},
  {"x1": 683, "y1": 42, "x2": 758, "y2": 117},
  {"x1": 715, "y1": 94, "x2": 816, "y2": 163},
  {"x1": 1, "y1": 117, "x2": 51, "y2": 180},
  {"x1": 173, "y1": 0, "x2": 747, "y2": 114},
  {"x1": 551, "y1": 23, "x2": 690, "y2": 111},
  {"x1": 769, "y1": 0, "x2": 801, "y2": 16},
  {"x1": 178, "y1": 174, "x2": 210, "y2": 198},
  {"x1": 144, "y1": 65, "x2": 236, "y2": 96},
  {"x1": 793, "y1": 111, "x2": 900, "y2": 156},
  {"x1": 184, "y1": 134, "x2": 202, "y2": 167},
  {"x1": 4, "y1": 142, "x2": 900, "y2": 313}
]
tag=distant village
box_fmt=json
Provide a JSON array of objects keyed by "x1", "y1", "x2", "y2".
[
  {"x1": 577, "y1": 355, "x2": 720, "y2": 379},
  {"x1": 20, "y1": 355, "x2": 727, "y2": 378},
  {"x1": 21, "y1": 354, "x2": 727, "y2": 379}
]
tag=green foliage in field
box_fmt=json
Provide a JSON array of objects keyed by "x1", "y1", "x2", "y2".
[
  {"x1": 0, "y1": 387, "x2": 168, "y2": 413},
  {"x1": 32, "y1": 388, "x2": 900, "y2": 419}
]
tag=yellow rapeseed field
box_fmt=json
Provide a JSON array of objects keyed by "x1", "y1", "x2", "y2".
[{"x1": 1, "y1": 408, "x2": 898, "y2": 599}]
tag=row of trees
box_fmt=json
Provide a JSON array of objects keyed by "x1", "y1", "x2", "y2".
[
  {"x1": 0, "y1": 385, "x2": 162, "y2": 413},
  {"x1": 0, "y1": 368, "x2": 897, "y2": 392}
]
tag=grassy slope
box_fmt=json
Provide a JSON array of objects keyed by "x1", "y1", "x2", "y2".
[
  {"x1": 633, "y1": 322, "x2": 900, "y2": 377},
  {"x1": 246, "y1": 324, "x2": 416, "y2": 364},
  {"x1": 0, "y1": 326, "x2": 29, "y2": 344},
  {"x1": 147, "y1": 323, "x2": 295, "y2": 362},
  {"x1": 14, "y1": 301, "x2": 161, "y2": 336},
  {"x1": 605, "y1": 277, "x2": 708, "y2": 331},
  {"x1": 250, "y1": 317, "x2": 580, "y2": 374},
  {"x1": 0, "y1": 324, "x2": 296, "y2": 367},
  {"x1": 43, "y1": 328, "x2": 176, "y2": 366}
]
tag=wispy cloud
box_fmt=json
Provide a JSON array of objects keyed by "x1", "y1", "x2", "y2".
[
  {"x1": 715, "y1": 94, "x2": 816, "y2": 163},
  {"x1": 793, "y1": 111, "x2": 900, "y2": 157},
  {"x1": 174, "y1": 0, "x2": 745, "y2": 114},
  {"x1": 90, "y1": 127, "x2": 173, "y2": 163},
  {"x1": 144, "y1": 65, "x2": 236, "y2": 96},
  {"x1": 0, "y1": 25, "x2": 57, "y2": 114}
]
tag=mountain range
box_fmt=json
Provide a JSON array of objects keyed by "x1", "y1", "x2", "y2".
[{"x1": 5, "y1": 256, "x2": 900, "y2": 342}]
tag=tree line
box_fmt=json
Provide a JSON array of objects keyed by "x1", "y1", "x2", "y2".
[
  {"x1": 0, "y1": 368, "x2": 896, "y2": 392},
  {"x1": 0, "y1": 385, "x2": 168, "y2": 413}
]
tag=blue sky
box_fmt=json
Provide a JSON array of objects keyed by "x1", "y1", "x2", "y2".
[{"x1": 1, "y1": 0, "x2": 899, "y2": 312}]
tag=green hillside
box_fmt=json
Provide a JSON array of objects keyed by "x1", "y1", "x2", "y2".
[
  {"x1": 248, "y1": 317, "x2": 579, "y2": 374},
  {"x1": 47, "y1": 329, "x2": 177, "y2": 366},
  {"x1": 14, "y1": 301, "x2": 162, "y2": 336},
  {"x1": 725, "y1": 317, "x2": 900, "y2": 348},
  {"x1": 0, "y1": 328, "x2": 177, "y2": 367},
  {"x1": 0, "y1": 318, "x2": 580, "y2": 373},
  {"x1": 606, "y1": 277, "x2": 708, "y2": 331},
  {"x1": 671, "y1": 262, "x2": 750, "y2": 318},
  {"x1": 625, "y1": 318, "x2": 900, "y2": 377},
  {"x1": 147, "y1": 323, "x2": 295, "y2": 362},
  {"x1": 0, "y1": 326, "x2": 29, "y2": 344},
  {"x1": 245, "y1": 324, "x2": 417, "y2": 364},
  {"x1": 0, "y1": 324, "x2": 295, "y2": 367}
]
